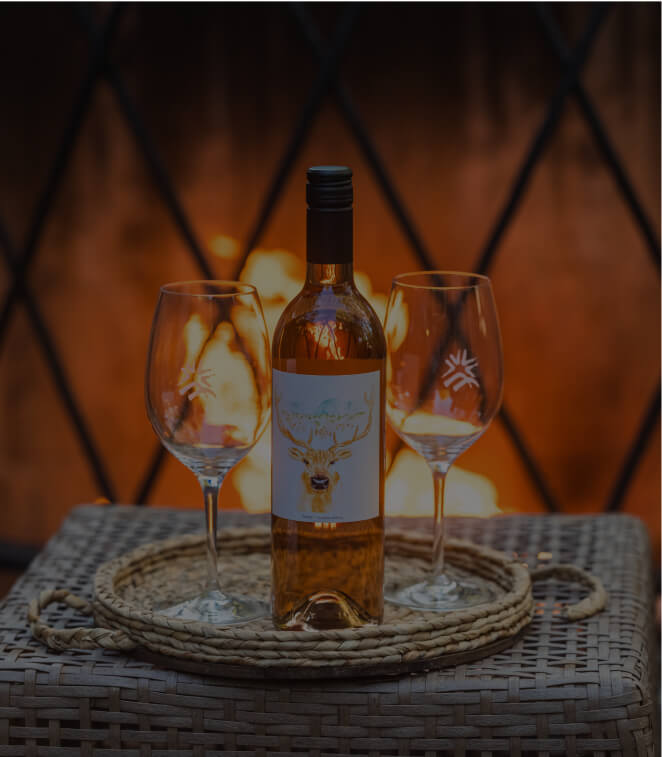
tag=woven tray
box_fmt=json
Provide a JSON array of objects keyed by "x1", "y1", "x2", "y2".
[{"x1": 28, "y1": 526, "x2": 606, "y2": 679}]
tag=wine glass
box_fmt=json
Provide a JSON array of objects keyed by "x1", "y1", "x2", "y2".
[
  {"x1": 384, "y1": 271, "x2": 503, "y2": 611},
  {"x1": 145, "y1": 281, "x2": 271, "y2": 625}
]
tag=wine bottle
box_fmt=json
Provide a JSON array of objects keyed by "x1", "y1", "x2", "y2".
[{"x1": 271, "y1": 166, "x2": 386, "y2": 630}]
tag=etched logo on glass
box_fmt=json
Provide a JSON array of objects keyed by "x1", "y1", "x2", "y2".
[
  {"x1": 442, "y1": 349, "x2": 479, "y2": 391},
  {"x1": 178, "y1": 362, "x2": 216, "y2": 401}
]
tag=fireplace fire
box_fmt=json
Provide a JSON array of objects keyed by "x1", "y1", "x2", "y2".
[
  {"x1": 0, "y1": 3, "x2": 657, "y2": 573},
  {"x1": 198, "y1": 241, "x2": 502, "y2": 519}
]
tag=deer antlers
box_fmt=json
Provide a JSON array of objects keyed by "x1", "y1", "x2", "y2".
[
  {"x1": 274, "y1": 393, "x2": 313, "y2": 449},
  {"x1": 275, "y1": 389, "x2": 374, "y2": 450},
  {"x1": 330, "y1": 390, "x2": 374, "y2": 450}
]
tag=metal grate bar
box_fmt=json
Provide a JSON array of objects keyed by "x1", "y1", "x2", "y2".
[
  {"x1": 535, "y1": 3, "x2": 661, "y2": 270},
  {"x1": 135, "y1": 4, "x2": 363, "y2": 503},
  {"x1": 0, "y1": 220, "x2": 117, "y2": 501},
  {"x1": 498, "y1": 405, "x2": 560, "y2": 513},
  {"x1": 82, "y1": 4, "x2": 230, "y2": 506},
  {"x1": 134, "y1": 444, "x2": 167, "y2": 506},
  {"x1": 493, "y1": 405, "x2": 561, "y2": 512},
  {"x1": 307, "y1": 3, "x2": 608, "y2": 516},
  {"x1": 467, "y1": 5, "x2": 609, "y2": 512},
  {"x1": 230, "y1": 3, "x2": 363, "y2": 283},
  {"x1": 474, "y1": 3, "x2": 609, "y2": 276},
  {"x1": 0, "y1": 3, "x2": 656, "y2": 555},
  {"x1": 75, "y1": 6, "x2": 215, "y2": 280},
  {"x1": 289, "y1": 3, "x2": 437, "y2": 271},
  {"x1": 604, "y1": 384, "x2": 660, "y2": 513},
  {"x1": 0, "y1": 5, "x2": 124, "y2": 352},
  {"x1": 292, "y1": 4, "x2": 561, "y2": 514},
  {"x1": 535, "y1": 2, "x2": 662, "y2": 515}
]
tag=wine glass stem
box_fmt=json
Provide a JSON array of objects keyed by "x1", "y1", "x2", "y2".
[
  {"x1": 199, "y1": 475, "x2": 225, "y2": 594},
  {"x1": 431, "y1": 466, "x2": 449, "y2": 580}
]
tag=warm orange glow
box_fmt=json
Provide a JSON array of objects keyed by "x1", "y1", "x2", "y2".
[
  {"x1": 210, "y1": 234, "x2": 239, "y2": 260},
  {"x1": 384, "y1": 287, "x2": 409, "y2": 353},
  {"x1": 304, "y1": 322, "x2": 343, "y2": 359},
  {"x1": 385, "y1": 448, "x2": 500, "y2": 517},
  {"x1": 354, "y1": 270, "x2": 388, "y2": 323},
  {"x1": 196, "y1": 243, "x2": 502, "y2": 517},
  {"x1": 181, "y1": 314, "x2": 209, "y2": 374},
  {"x1": 198, "y1": 323, "x2": 259, "y2": 431},
  {"x1": 233, "y1": 429, "x2": 270, "y2": 512},
  {"x1": 240, "y1": 249, "x2": 304, "y2": 337},
  {"x1": 389, "y1": 409, "x2": 482, "y2": 438},
  {"x1": 180, "y1": 315, "x2": 261, "y2": 446}
]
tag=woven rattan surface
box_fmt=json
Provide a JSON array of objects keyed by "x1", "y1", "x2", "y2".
[
  {"x1": 1, "y1": 506, "x2": 657, "y2": 756},
  {"x1": 28, "y1": 530, "x2": 549, "y2": 675}
]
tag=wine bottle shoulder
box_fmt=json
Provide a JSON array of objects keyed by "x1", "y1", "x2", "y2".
[{"x1": 272, "y1": 284, "x2": 385, "y2": 361}]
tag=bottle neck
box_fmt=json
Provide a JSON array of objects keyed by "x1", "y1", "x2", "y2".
[
  {"x1": 306, "y1": 206, "x2": 353, "y2": 286},
  {"x1": 305, "y1": 262, "x2": 354, "y2": 286}
]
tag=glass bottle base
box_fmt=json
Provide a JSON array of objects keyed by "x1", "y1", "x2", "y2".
[
  {"x1": 157, "y1": 589, "x2": 268, "y2": 626},
  {"x1": 386, "y1": 567, "x2": 499, "y2": 612},
  {"x1": 275, "y1": 590, "x2": 379, "y2": 631}
]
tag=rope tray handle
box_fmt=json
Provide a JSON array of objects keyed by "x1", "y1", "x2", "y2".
[
  {"x1": 531, "y1": 563, "x2": 608, "y2": 621},
  {"x1": 28, "y1": 588, "x2": 136, "y2": 652},
  {"x1": 28, "y1": 563, "x2": 606, "y2": 654}
]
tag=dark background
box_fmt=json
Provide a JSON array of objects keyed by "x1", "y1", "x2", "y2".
[{"x1": 0, "y1": 3, "x2": 659, "y2": 581}]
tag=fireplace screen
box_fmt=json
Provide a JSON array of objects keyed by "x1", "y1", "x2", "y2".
[{"x1": 0, "y1": 4, "x2": 659, "y2": 569}]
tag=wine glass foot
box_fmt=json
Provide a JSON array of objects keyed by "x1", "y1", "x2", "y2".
[
  {"x1": 157, "y1": 589, "x2": 268, "y2": 626},
  {"x1": 386, "y1": 567, "x2": 499, "y2": 612}
]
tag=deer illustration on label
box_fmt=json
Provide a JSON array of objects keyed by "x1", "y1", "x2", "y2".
[{"x1": 274, "y1": 385, "x2": 375, "y2": 516}]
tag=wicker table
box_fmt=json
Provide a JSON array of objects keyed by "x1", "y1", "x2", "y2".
[{"x1": 0, "y1": 506, "x2": 657, "y2": 756}]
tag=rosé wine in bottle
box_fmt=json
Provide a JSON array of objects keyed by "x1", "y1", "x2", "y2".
[{"x1": 271, "y1": 166, "x2": 385, "y2": 630}]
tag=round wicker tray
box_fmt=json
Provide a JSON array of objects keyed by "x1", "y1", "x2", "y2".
[{"x1": 28, "y1": 527, "x2": 607, "y2": 679}]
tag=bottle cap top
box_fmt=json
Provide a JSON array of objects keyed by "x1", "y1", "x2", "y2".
[{"x1": 306, "y1": 166, "x2": 353, "y2": 210}]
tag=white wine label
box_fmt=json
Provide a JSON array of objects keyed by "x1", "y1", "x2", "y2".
[{"x1": 272, "y1": 369, "x2": 380, "y2": 523}]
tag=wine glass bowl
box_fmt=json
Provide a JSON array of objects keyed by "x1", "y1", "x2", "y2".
[
  {"x1": 385, "y1": 272, "x2": 503, "y2": 611},
  {"x1": 145, "y1": 281, "x2": 271, "y2": 625}
]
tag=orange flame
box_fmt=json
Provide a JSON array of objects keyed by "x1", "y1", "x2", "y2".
[{"x1": 198, "y1": 239, "x2": 500, "y2": 517}]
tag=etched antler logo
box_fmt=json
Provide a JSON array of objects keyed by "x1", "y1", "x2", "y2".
[
  {"x1": 275, "y1": 390, "x2": 374, "y2": 514},
  {"x1": 178, "y1": 361, "x2": 215, "y2": 401},
  {"x1": 442, "y1": 349, "x2": 479, "y2": 391}
]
